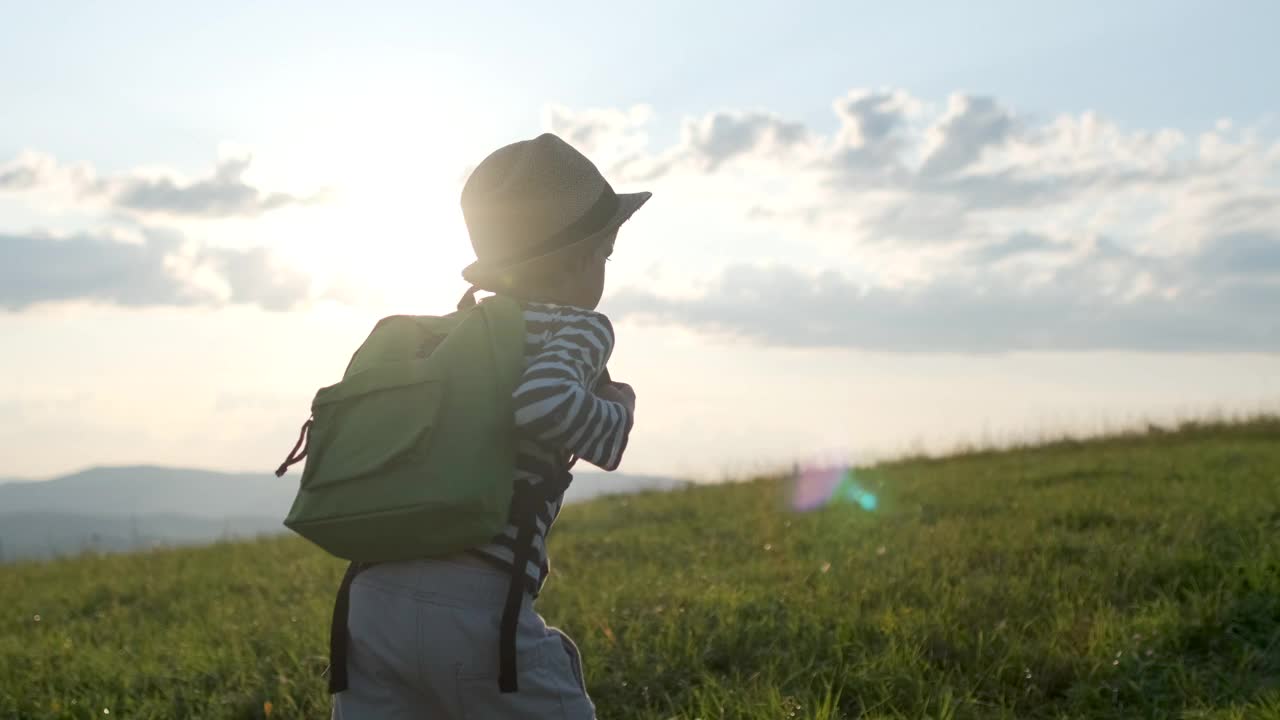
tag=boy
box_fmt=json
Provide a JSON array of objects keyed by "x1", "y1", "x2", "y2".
[{"x1": 332, "y1": 133, "x2": 650, "y2": 718}]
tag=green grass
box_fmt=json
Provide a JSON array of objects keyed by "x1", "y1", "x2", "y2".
[{"x1": 3, "y1": 419, "x2": 1279, "y2": 719}]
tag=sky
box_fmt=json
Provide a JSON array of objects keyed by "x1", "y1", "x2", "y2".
[{"x1": 2, "y1": 1, "x2": 1278, "y2": 480}]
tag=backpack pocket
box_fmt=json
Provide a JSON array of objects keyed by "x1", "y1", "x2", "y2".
[{"x1": 302, "y1": 359, "x2": 444, "y2": 490}]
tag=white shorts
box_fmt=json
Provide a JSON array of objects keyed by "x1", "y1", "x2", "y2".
[{"x1": 331, "y1": 556, "x2": 595, "y2": 719}]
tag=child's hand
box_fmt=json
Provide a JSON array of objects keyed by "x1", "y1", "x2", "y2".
[{"x1": 597, "y1": 381, "x2": 636, "y2": 415}]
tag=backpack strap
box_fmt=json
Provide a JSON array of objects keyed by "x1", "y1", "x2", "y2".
[
  {"x1": 326, "y1": 560, "x2": 375, "y2": 694},
  {"x1": 498, "y1": 458, "x2": 575, "y2": 693},
  {"x1": 499, "y1": 520, "x2": 535, "y2": 693}
]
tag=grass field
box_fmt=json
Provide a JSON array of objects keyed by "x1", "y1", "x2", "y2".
[{"x1": 2, "y1": 419, "x2": 1279, "y2": 719}]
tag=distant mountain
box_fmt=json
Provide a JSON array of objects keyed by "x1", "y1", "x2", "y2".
[
  {"x1": 0, "y1": 465, "x2": 686, "y2": 563},
  {"x1": 564, "y1": 472, "x2": 688, "y2": 503},
  {"x1": 0, "y1": 512, "x2": 282, "y2": 563},
  {"x1": 0, "y1": 465, "x2": 686, "y2": 517},
  {"x1": 0, "y1": 466, "x2": 296, "y2": 518},
  {"x1": 0, "y1": 464, "x2": 296, "y2": 562}
]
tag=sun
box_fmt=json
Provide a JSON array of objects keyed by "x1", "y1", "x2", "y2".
[{"x1": 246, "y1": 107, "x2": 485, "y2": 312}]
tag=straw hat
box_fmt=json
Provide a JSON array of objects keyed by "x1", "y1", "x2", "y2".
[{"x1": 460, "y1": 133, "x2": 651, "y2": 290}]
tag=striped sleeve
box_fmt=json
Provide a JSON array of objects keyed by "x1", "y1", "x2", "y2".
[{"x1": 512, "y1": 309, "x2": 633, "y2": 471}]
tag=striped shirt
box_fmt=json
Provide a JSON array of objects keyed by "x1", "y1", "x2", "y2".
[{"x1": 470, "y1": 301, "x2": 634, "y2": 595}]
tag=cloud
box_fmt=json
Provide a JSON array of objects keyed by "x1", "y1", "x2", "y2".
[
  {"x1": 608, "y1": 226, "x2": 1277, "y2": 354},
  {"x1": 0, "y1": 230, "x2": 311, "y2": 311},
  {"x1": 918, "y1": 95, "x2": 1017, "y2": 179},
  {"x1": 0, "y1": 154, "x2": 48, "y2": 191},
  {"x1": 107, "y1": 155, "x2": 322, "y2": 217},
  {"x1": 546, "y1": 88, "x2": 1280, "y2": 351},
  {"x1": 0, "y1": 152, "x2": 321, "y2": 218},
  {"x1": 547, "y1": 89, "x2": 1240, "y2": 227},
  {"x1": 543, "y1": 104, "x2": 652, "y2": 157},
  {"x1": 967, "y1": 232, "x2": 1070, "y2": 264},
  {"x1": 609, "y1": 239, "x2": 1280, "y2": 352},
  {"x1": 828, "y1": 89, "x2": 919, "y2": 180},
  {"x1": 207, "y1": 244, "x2": 312, "y2": 311},
  {"x1": 0, "y1": 148, "x2": 330, "y2": 313},
  {"x1": 0, "y1": 151, "x2": 96, "y2": 194},
  {"x1": 546, "y1": 103, "x2": 816, "y2": 182},
  {"x1": 676, "y1": 111, "x2": 810, "y2": 172},
  {"x1": 543, "y1": 104, "x2": 655, "y2": 178}
]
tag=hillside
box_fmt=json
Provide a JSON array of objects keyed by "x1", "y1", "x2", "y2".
[{"x1": 1, "y1": 420, "x2": 1278, "y2": 719}]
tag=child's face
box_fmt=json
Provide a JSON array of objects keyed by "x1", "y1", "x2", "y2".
[
  {"x1": 509, "y1": 230, "x2": 617, "y2": 310},
  {"x1": 563, "y1": 232, "x2": 615, "y2": 310}
]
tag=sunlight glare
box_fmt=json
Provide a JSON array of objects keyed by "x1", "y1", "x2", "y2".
[
  {"x1": 789, "y1": 464, "x2": 879, "y2": 514},
  {"x1": 258, "y1": 88, "x2": 485, "y2": 312}
]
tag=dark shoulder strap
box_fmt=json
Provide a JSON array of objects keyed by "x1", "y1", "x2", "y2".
[
  {"x1": 326, "y1": 561, "x2": 376, "y2": 694},
  {"x1": 497, "y1": 458, "x2": 572, "y2": 693},
  {"x1": 498, "y1": 520, "x2": 535, "y2": 693}
]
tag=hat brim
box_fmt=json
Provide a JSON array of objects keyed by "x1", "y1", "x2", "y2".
[{"x1": 462, "y1": 191, "x2": 652, "y2": 288}]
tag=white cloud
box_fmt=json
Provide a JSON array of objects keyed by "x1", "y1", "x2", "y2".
[
  {"x1": 0, "y1": 151, "x2": 55, "y2": 191},
  {"x1": 543, "y1": 103, "x2": 654, "y2": 179},
  {"x1": 0, "y1": 151, "x2": 325, "y2": 218},
  {"x1": 918, "y1": 95, "x2": 1017, "y2": 179},
  {"x1": 0, "y1": 228, "x2": 312, "y2": 311},
  {"x1": 108, "y1": 155, "x2": 325, "y2": 217},
  {"x1": 0, "y1": 148, "x2": 335, "y2": 313},
  {"x1": 0, "y1": 151, "x2": 98, "y2": 197},
  {"x1": 828, "y1": 89, "x2": 921, "y2": 179},
  {"x1": 672, "y1": 110, "x2": 812, "y2": 173},
  {"x1": 548, "y1": 88, "x2": 1280, "y2": 351},
  {"x1": 609, "y1": 239, "x2": 1280, "y2": 352}
]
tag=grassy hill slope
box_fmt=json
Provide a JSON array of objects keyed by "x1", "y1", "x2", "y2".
[{"x1": 2, "y1": 420, "x2": 1278, "y2": 719}]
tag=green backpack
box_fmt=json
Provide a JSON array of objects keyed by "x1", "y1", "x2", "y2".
[{"x1": 275, "y1": 294, "x2": 527, "y2": 562}]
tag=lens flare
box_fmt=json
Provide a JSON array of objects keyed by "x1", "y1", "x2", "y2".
[{"x1": 789, "y1": 464, "x2": 878, "y2": 513}]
